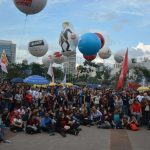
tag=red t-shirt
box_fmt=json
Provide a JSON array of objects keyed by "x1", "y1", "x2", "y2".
[
  {"x1": 131, "y1": 103, "x2": 141, "y2": 113},
  {"x1": 25, "y1": 94, "x2": 32, "y2": 103}
]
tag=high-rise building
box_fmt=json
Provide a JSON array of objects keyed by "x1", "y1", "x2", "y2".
[
  {"x1": 63, "y1": 54, "x2": 76, "y2": 75},
  {"x1": 0, "y1": 40, "x2": 16, "y2": 64}
]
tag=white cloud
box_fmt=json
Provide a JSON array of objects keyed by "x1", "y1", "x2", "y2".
[
  {"x1": 48, "y1": 0, "x2": 74, "y2": 5},
  {"x1": 134, "y1": 43, "x2": 150, "y2": 53}
]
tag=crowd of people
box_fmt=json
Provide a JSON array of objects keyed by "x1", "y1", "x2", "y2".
[{"x1": 0, "y1": 82, "x2": 150, "y2": 143}]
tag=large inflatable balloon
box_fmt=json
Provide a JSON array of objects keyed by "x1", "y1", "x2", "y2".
[
  {"x1": 83, "y1": 54, "x2": 97, "y2": 61},
  {"x1": 98, "y1": 47, "x2": 111, "y2": 59},
  {"x1": 95, "y1": 33, "x2": 105, "y2": 49},
  {"x1": 28, "y1": 39, "x2": 48, "y2": 57},
  {"x1": 59, "y1": 22, "x2": 78, "y2": 57},
  {"x1": 78, "y1": 33, "x2": 101, "y2": 56},
  {"x1": 42, "y1": 55, "x2": 53, "y2": 66},
  {"x1": 13, "y1": 0, "x2": 48, "y2": 15},
  {"x1": 52, "y1": 52, "x2": 65, "y2": 64},
  {"x1": 114, "y1": 51, "x2": 125, "y2": 63}
]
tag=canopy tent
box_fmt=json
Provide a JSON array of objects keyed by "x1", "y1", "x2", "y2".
[
  {"x1": 11, "y1": 77, "x2": 24, "y2": 83},
  {"x1": 65, "y1": 83, "x2": 73, "y2": 86},
  {"x1": 32, "y1": 84, "x2": 48, "y2": 88},
  {"x1": 49, "y1": 83, "x2": 57, "y2": 86},
  {"x1": 137, "y1": 86, "x2": 150, "y2": 92},
  {"x1": 24, "y1": 75, "x2": 49, "y2": 85}
]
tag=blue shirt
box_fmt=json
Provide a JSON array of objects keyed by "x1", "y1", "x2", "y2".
[{"x1": 41, "y1": 117, "x2": 52, "y2": 127}]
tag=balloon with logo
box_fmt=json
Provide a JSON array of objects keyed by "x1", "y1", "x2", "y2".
[
  {"x1": 28, "y1": 39, "x2": 48, "y2": 57},
  {"x1": 95, "y1": 33, "x2": 105, "y2": 49},
  {"x1": 78, "y1": 33, "x2": 101, "y2": 56},
  {"x1": 83, "y1": 54, "x2": 97, "y2": 61},
  {"x1": 59, "y1": 22, "x2": 78, "y2": 57},
  {"x1": 52, "y1": 52, "x2": 65, "y2": 64},
  {"x1": 98, "y1": 47, "x2": 111, "y2": 59},
  {"x1": 42, "y1": 55, "x2": 53, "y2": 66},
  {"x1": 114, "y1": 51, "x2": 125, "y2": 63},
  {"x1": 13, "y1": 0, "x2": 48, "y2": 15}
]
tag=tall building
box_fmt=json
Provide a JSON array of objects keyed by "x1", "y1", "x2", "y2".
[
  {"x1": 63, "y1": 54, "x2": 76, "y2": 75},
  {"x1": 0, "y1": 40, "x2": 16, "y2": 64}
]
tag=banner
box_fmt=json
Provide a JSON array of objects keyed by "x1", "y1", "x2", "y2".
[
  {"x1": 1, "y1": 50, "x2": 8, "y2": 66},
  {"x1": 0, "y1": 50, "x2": 8, "y2": 73},
  {"x1": 47, "y1": 63, "x2": 54, "y2": 83}
]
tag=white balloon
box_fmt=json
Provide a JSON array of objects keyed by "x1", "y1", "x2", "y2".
[
  {"x1": 114, "y1": 51, "x2": 125, "y2": 63},
  {"x1": 13, "y1": 0, "x2": 47, "y2": 15},
  {"x1": 98, "y1": 47, "x2": 111, "y2": 59},
  {"x1": 28, "y1": 39, "x2": 48, "y2": 57},
  {"x1": 52, "y1": 52, "x2": 65, "y2": 64},
  {"x1": 59, "y1": 22, "x2": 78, "y2": 57},
  {"x1": 42, "y1": 55, "x2": 53, "y2": 66}
]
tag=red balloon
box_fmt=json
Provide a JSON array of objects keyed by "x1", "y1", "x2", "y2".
[
  {"x1": 95, "y1": 33, "x2": 105, "y2": 49},
  {"x1": 83, "y1": 54, "x2": 97, "y2": 61}
]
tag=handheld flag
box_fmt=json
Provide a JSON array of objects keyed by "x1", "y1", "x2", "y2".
[{"x1": 116, "y1": 49, "x2": 128, "y2": 90}]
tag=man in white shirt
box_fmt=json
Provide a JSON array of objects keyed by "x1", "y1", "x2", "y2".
[{"x1": 136, "y1": 93, "x2": 144, "y2": 103}]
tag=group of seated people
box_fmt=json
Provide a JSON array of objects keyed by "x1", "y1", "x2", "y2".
[{"x1": 0, "y1": 84, "x2": 150, "y2": 143}]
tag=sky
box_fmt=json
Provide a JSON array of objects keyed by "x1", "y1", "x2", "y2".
[{"x1": 0, "y1": 0, "x2": 150, "y2": 65}]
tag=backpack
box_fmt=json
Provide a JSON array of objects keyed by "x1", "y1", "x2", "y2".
[{"x1": 130, "y1": 123, "x2": 138, "y2": 131}]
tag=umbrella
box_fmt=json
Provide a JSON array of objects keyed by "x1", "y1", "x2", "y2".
[
  {"x1": 24, "y1": 75, "x2": 49, "y2": 85},
  {"x1": 137, "y1": 86, "x2": 150, "y2": 92},
  {"x1": 49, "y1": 83, "x2": 57, "y2": 86},
  {"x1": 32, "y1": 84, "x2": 48, "y2": 88},
  {"x1": 11, "y1": 77, "x2": 24, "y2": 83},
  {"x1": 65, "y1": 83, "x2": 73, "y2": 86}
]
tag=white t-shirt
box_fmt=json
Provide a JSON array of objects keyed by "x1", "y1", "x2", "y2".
[
  {"x1": 94, "y1": 96, "x2": 100, "y2": 105},
  {"x1": 136, "y1": 95, "x2": 144, "y2": 102}
]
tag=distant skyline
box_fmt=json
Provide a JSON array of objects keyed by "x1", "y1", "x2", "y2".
[{"x1": 0, "y1": 0, "x2": 150, "y2": 65}]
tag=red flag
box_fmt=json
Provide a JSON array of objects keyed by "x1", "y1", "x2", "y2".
[{"x1": 116, "y1": 49, "x2": 128, "y2": 90}]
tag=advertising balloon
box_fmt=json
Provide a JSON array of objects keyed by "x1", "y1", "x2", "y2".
[
  {"x1": 95, "y1": 33, "x2": 105, "y2": 49},
  {"x1": 52, "y1": 52, "x2": 65, "y2": 64},
  {"x1": 83, "y1": 54, "x2": 97, "y2": 61},
  {"x1": 28, "y1": 39, "x2": 48, "y2": 57},
  {"x1": 13, "y1": 0, "x2": 48, "y2": 15},
  {"x1": 98, "y1": 47, "x2": 111, "y2": 59},
  {"x1": 114, "y1": 51, "x2": 125, "y2": 63},
  {"x1": 42, "y1": 55, "x2": 53, "y2": 66},
  {"x1": 78, "y1": 33, "x2": 101, "y2": 56},
  {"x1": 59, "y1": 22, "x2": 78, "y2": 57}
]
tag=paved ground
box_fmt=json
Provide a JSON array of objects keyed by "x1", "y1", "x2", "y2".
[{"x1": 0, "y1": 127, "x2": 150, "y2": 150}]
